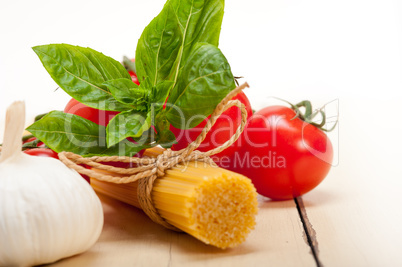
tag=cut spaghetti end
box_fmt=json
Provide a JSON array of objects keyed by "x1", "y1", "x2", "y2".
[
  {"x1": 153, "y1": 162, "x2": 258, "y2": 249},
  {"x1": 192, "y1": 172, "x2": 258, "y2": 249}
]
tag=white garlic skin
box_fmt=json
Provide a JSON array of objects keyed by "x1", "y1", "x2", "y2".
[{"x1": 0, "y1": 154, "x2": 104, "y2": 267}]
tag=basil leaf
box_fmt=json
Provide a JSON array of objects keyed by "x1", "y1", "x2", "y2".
[
  {"x1": 135, "y1": 0, "x2": 224, "y2": 87},
  {"x1": 172, "y1": 0, "x2": 225, "y2": 64},
  {"x1": 106, "y1": 110, "x2": 152, "y2": 147},
  {"x1": 26, "y1": 111, "x2": 144, "y2": 156},
  {"x1": 103, "y1": 78, "x2": 149, "y2": 112},
  {"x1": 135, "y1": 3, "x2": 181, "y2": 85},
  {"x1": 166, "y1": 43, "x2": 235, "y2": 129},
  {"x1": 158, "y1": 129, "x2": 177, "y2": 148},
  {"x1": 150, "y1": 80, "x2": 174, "y2": 115},
  {"x1": 32, "y1": 44, "x2": 132, "y2": 111},
  {"x1": 152, "y1": 81, "x2": 173, "y2": 103}
]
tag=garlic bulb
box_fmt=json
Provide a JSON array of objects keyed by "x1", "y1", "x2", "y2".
[{"x1": 0, "y1": 101, "x2": 104, "y2": 267}]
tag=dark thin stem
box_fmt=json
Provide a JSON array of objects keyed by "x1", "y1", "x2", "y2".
[{"x1": 234, "y1": 76, "x2": 243, "y2": 86}]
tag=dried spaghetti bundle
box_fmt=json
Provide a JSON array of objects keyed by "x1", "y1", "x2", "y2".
[{"x1": 91, "y1": 147, "x2": 258, "y2": 249}]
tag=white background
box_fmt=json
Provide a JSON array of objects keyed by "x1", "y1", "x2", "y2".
[{"x1": 1, "y1": 0, "x2": 401, "y2": 115}]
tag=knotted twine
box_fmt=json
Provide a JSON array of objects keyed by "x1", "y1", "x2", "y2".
[{"x1": 58, "y1": 82, "x2": 249, "y2": 231}]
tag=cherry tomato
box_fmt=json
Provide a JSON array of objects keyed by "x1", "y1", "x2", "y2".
[
  {"x1": 23, "y1": 137, "x2": 38, "y2": 144},
  {"x1": 64, "y1": 98, "x2": 119, "y2": 127},
  {"x1": 23, "y1": 148, "x2": 91, "y2": 183},
  {"x1": 230, "y1": 105, "x2": 333, "y2": 200},
  {"x1": 129, "y1": 70, "x2": 140, "y2": 85},
  {"x1": 170, "y1": 91, "x2": 253, "y2": 164},
  {"x1": 24, "y1": 148, "x2": 59, "y2": 158}
]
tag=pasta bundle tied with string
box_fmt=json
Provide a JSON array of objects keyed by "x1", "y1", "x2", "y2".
[{"x1": 58, "y1": 83, "x2": 259, "y2": 249}]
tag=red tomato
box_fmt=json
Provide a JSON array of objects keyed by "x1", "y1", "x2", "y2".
[
  {"x1": 23, "y1": 148, "x2": 91, "y2": 183},
  {"x1": 230, "y1": 106, "x2": 333, "y2": 200},
  {"x1": 170, "y1": 91, "x2": 253, "y2": 164},
  {"x1": 24, "y1": 148, "x2": 59, "y2": 158},
  {"x1": 129, "y1": 70, "x2": 140, "y2": 85},
  {"x1": 96, "y1": 160, "x2": 138, "y2": 169},
  {"x1": 23, "y1": 137, "x2": 38, "y2": 144},
  {"x1": 64, "y1": 98, "x2": 119, "y2": 127}
]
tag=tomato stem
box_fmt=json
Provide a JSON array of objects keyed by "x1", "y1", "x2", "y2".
[
  {"x1": 274, "y1": 97, "x2": 338, "y2": 132},
  {"x1": 292, "y1": 100, "x2": 337, "y2": 132}
]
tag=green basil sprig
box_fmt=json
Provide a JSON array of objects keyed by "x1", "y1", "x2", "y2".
[
  {"x1": 26, "y1": 111, "x2": 147, "y2": 156},
  {"x1": 29, "y1": 0, "x2": 236, "y2": 156}
]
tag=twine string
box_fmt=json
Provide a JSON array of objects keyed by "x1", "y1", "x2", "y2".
[{"x1": 56, "y1": 82, "x2": 249, "y2": 230}]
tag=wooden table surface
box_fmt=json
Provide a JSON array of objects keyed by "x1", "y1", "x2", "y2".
[{"x1": 32, "y1": 98, "x2": 400, "y2": 267}]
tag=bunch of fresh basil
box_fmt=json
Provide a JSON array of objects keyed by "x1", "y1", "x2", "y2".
[{"x1": 28, "y1": 0, "x2": 236, "y2": 156}]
